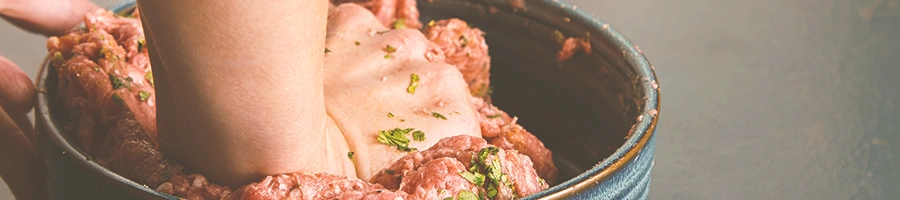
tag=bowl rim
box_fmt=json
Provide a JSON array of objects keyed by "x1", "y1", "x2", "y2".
[{"x1": 34, "y1": 0, "x2": 660, "y2": 199}]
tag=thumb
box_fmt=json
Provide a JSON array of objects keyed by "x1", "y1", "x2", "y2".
[{"x1": 0, "y1": 0, "x2": 99, "y2": 36}]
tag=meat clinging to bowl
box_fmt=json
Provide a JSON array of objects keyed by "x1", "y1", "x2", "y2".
[{"x1": 44, "y1": 2, "x2": 560, "y2": 200}]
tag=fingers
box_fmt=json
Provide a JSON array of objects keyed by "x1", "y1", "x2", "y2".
[
  {"x1": 0, "y1": 106, "x2": 46, "y2": 200},
  {"x1": 0, "y1": 56, "x2": 34, "y2": 115},
  {"x1": 0, "y1": 0, "x2": 99, "y2": 36}
]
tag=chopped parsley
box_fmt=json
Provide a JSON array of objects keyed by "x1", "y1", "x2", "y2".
[
  {"x1": 111, "y1": 93, "x2": 125, "y2": 106},
  {"x1": 457, "y1": 190, "x2": 478, "y2": 200},
  {"x1": 376, "y1": 128, "x2": 420, "y2": 152},
  {"x1": 145, "y1": 71, "x2": 154, "y2": 88},
  {"x1": 139, "y1": 91, "x2": 151, "y2": 102},
  {"x1": 109, "y1": 74, "x2": 131, "y2": 90},
  {"x1": 325, "y1": 48, "x2": 332, "y2": 53},
  {"x1": 488, "y1": 114, "x2": 503, "y2": 119},
  {"x1": 377, "y1": 30, "x2": 391, "y2": 34},
  {"x1": 384, "y1": 169, "x2": 396, "y2": 175},
  {"x1": 431, "y1": 112, "x2": 447, "y2": 120},
  {"x1": 393, "y1": 18, "x2": 406, "y2": 29},
  {"x1": 51, "y1": 52, "x2": 64, "y2": 65},
  {"x1": 412, "y1": 130, "x2": 425, "y2": 141},
  {"x1": 385, "y1": 45, "x2": 397, "y2": 53},
  {"x1": 137, "y1": 38, "x2": 146, "y2": 51},
  {"x1": 347, "y1": 152, "x2": 355, "y2": 160},
  {"x1": 459, "y1": 36, "x2": 469, "y2": 48},
  {"x1": 459, "y1": 171, "x2": 485, "y2": 186},
  {"x1": 93, "y1": 66, "x2": 101, "y2": 72},
  {"x1": 384, "y1": 54, "x2": 393, "y2": 59},
  {"x1": 388, "y1": 112, "x2": 395, "y2": 118},
  {"x1": 459, "y1": 146, "x2": 512, "y2": 199},
  {"x1": 355, "y1": 41, "x2": 361, "y2": 46},
  {"x1": 554, "y1": 30, "x2": 565, "y2": 44},
  {"x1": 407, "y1": 73, "x2": 420, "y2": 94}
]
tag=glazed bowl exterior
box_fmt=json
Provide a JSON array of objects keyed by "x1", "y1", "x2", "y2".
[{"x1": 34, "y1": 0, "x2": 660, "y2": 199}]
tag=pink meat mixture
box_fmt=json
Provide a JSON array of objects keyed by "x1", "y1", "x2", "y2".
[{"x1": 46, "y1": 3, "x2": 557, "y2": 200}]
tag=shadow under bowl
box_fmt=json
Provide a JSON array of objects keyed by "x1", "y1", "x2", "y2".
[{"x1": 34, "y1": 0, "x2": 660, "y2": 199}]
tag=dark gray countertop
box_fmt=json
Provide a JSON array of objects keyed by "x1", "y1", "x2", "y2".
[{"x1": 1, "y1": 0, "x2": 897, "y2": 199}]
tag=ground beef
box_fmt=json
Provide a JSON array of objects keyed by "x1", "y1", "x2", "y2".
[
  {"x1": 226, "y1": 173, "x2": 407, "y2": 200},
  {"x1": 370, "y1": 135, "x2": 548, "y2": 199},
  {"x1": 423, "y1": 19, "x2": 493, "y2": 99},
  {"x1": 556, "y1": 37, "x2": 592, "y2": 62},
  {"x1": 471, "y1": 97, "x2": 559, "y2": 183},
  {"x1": 331, "y1": 0, "x2": 422, "y2": 29},
  {"x1": 46, "y1": 5, "x2": 558, "y2": 200}
]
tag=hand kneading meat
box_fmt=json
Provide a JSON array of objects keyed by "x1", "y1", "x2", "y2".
[{"x1": 45, "y1": 2, "x2": 557, "y2": 200}]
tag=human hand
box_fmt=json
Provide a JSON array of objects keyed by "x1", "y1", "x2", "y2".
[{"x1": 1, "y1": 0, "x2": 98, "y2": 199}]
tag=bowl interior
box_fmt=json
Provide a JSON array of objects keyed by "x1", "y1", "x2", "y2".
[{"x1": 39, "y1": 0, "x2": 656, "y2": 199}]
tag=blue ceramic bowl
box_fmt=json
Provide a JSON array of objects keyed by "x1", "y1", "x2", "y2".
[{"x1": 34, "y1": 0, "x2": 660, "y2": 199}]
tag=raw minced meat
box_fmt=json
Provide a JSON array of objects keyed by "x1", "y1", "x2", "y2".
[{"x1": 46, "y1": 3, "x2": 558, "y2": 200}]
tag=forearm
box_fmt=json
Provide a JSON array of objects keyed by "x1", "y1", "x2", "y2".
[{"x1": 137, "y1": 0, "x2": 331, "y2": 187}]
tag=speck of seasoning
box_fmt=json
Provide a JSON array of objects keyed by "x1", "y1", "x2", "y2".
[
  {"x1": 407, "y1": 73, "x2": 420, "y2": 94},
  {"x1": 393, "y1": 18, "x2": 406, "y2": 29},
  {"x1": 388, "y1": 113, "x2": 395, "y2": 118},
  {"x1": 385, "y1": 169, "x2": 396, "y2": 175},
  {"x1": 325, "y1": 48, "x2": 332, "y2": 53},
  {"x1": 384, "y1": 54, "x2": 393, "y2": 59},
  {"x1": 554, "y1": 30, "x2": 565, "y2": 44},
  {"x1": 428, "y1": 20, "x2": 436, "y2": 27},
  {"x1": 111, "y1": 93, "x2": 125, "y2": 106},
  {"x1": 347, "y1": 152, "x2": 355, "y2": 160},
  {"x1": 93, "y1": 66, "x2": 100, "y2": 72},
  {"x1": 137, "y1": 38, "x2": 146, "y2": 51},
  {"x1": 431, "y1": 112, "x2": 447, "y2": 120},
  {"x1": 488, "y1": 114, "x2": 503, "y2": 119},
  {"x1": 412, "y1": 130, "x2": 425, "y2": 141},
  {"x1": 385, "y1": 45, "x2": 397, "y2": 53},
  {"x1": 355, "y1": 41, "x2": 361, "y2": 46},
  {"x1": 377, "y1": 30, "x2": 391, "y2": 34},
  {"x1": 139, "y1": 91, "x2": 151, "y2": 102},
  {"x1": 459, "y1": 36, "x2": 469, "y2": 48},
  {"x1": 145, "y1": 71, "x2": 154, "y2": 88}
]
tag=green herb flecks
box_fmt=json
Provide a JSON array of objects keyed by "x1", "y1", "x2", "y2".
[
  {"x1": 93, "y1": 66, "x2": 101, "y2": 72},
  {"x1": 554, "y1": 30, "x2": 565, "y2": 44},
  {"x1": 407, "y1": 73, "x2": 420, "y2": 94},
  {"x1": 109, "y1": 74, "x2": 131, "y2": 90},
  {"x1": 457, "y1": 190, "x2": 478, "y2": 200},
  {"x1": 377, "y1": 30, "x2": 391, "y2": 34},
  {"x1": 137, "y1": 38, "x2": 146, "y2": 51},
  {"x1": 393, "y1": 18, "x2": 406, "y2": 29},
  {"x1": 388, "y1": 112, "x2": 395, "y2": 118},
  {"x1": 376, "y1": 128, "x2": 421, "y2": 152},
  {"x1": 385, "y1": 45, "x2": 397, "y2": 53},
  {"x1": 459, "y1": 171, "x2": 485, "y2": 186},
  {"x1": 384, "y1": 54, "x2": 393, "y2": 59},
  {"x1": 145, "y1": 71, "x2": 154, "y2": 88},
  {"x1": 51, "y1": 52, "x2": 64, "y2": 66},
  {"x1": 459, "y1": 36, "x2": 469, "y2": 48},
  {"x1": 325, "y1": 48, "x2": 332, "y2": 53},
  {"x1": 348, "y1": 152, "x2": 355, "y2": 160},
  {"x1": 384, "y1": 169, "x2": 396, "y2": 175},
  {"x1": 488, "y1": 114, "x2": 503, "y2": 119},
  {"x1": 111, "y1": 93, "x2": 125, "y2": 106},
  {"x1": 431, "y1": 112, "x2": 447, "y2": 120},
  {"x1": 460, "y1": 146, "x2": 512, "y2": 199},
  {"x1": 139, "y1": 91, "x2": 151, "y2": 102},
  {"x1": 355, "y1": 41, "x2": 361, "y2": 46},
  {"x1": 412, "y1": 130, "x2": 425, "y2": 141}
]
